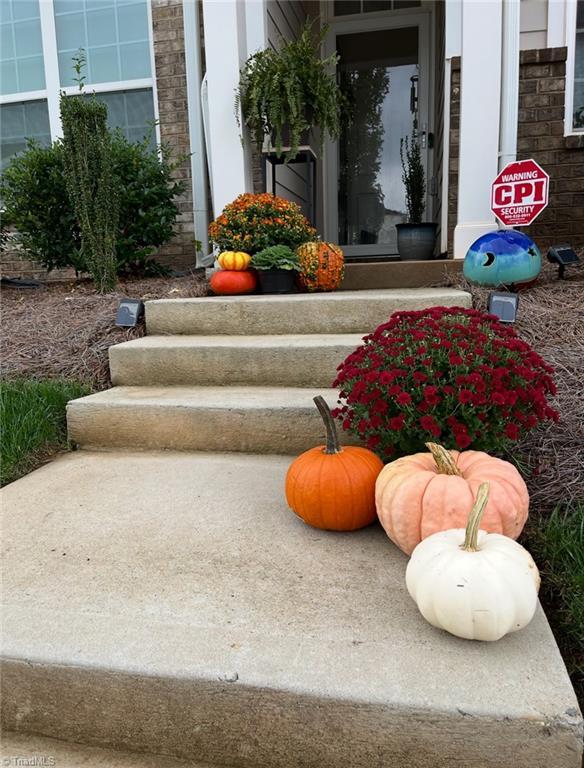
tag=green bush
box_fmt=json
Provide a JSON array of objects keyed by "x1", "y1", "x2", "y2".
[
  {"x1": 1, "y1": 131, "x2": 184, "y2": 277},
  {"x1": 0, "y1": 378, "x2": 90, "y2": 486}
]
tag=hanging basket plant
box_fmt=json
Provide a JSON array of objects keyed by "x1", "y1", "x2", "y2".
[{"x1": 236, "y1": 21, "x2": 344, "y2": 162}]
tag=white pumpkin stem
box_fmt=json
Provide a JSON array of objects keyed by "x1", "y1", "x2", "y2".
[
  {"x1": 426, "y1": 442, "x2": 461, "y2": 476},
  {"x1": 461, "y1": 482, "x2": 490, "y2": 552},
  {"x1": 314, "y1": 396, "x2": 342, "y2": 455}
]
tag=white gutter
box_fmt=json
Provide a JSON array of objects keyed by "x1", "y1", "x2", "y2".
[
  {"x1": 183, "y1": 0, "x2": 211, "y2": 266},
  {"x1": 498, "y1": 0, "x2": 520, "y2": 172}
]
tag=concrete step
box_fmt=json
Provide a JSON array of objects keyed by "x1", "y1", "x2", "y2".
[
  {"x1": 0, "y1": 732, "x2": 217, "y2": 767},
  {"x1": 145, "y1": 288, "x2": 471, "y2": 336},
  {"x1": 1, "y1": 451, "x2": 582, "y2": 768},
  {"x1": 109, "y1": 335, "x2": 363, "y2": 387},
  {"x1": 67, "y1": 386, "x2": 355, "y2": 454}
]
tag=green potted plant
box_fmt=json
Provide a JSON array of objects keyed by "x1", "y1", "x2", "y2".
[
  {"x1": 236, "y1": 22, "x2": 344, "y2": 161},
  {"x1": 396, "y1": 131, "x2": 437, "y2": 261},
  {"x1": 251, "y1": 245, "x2": 300, "y2": 294}
]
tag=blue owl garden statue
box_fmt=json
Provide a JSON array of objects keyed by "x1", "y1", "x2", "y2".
[{"x1": 463, "y1": 230, "x2": 542, "y2": 288}]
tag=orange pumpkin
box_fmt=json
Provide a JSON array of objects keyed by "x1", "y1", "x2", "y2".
[
  {"x1": 209, "y1": 269, "x2": 257, "y2": 295},
  {"x1": 375, "y1": 442, "x2": 529, "y2": 555},
  {"x1": 297, "y1": 242, "x2": 345, "y2": 292},
  {"x1": 285, "y1": 396, "x2": 384, "y2": 531}
]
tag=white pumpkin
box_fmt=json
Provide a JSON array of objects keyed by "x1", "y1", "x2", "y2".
[{"x1": 405, "y1": 482, "x2": 540, "y2": 642}]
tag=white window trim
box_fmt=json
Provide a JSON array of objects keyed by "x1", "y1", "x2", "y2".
[
  {"x1": 2, "y1": 0, "x2": 159, "y2": 145},
  {"x1": 565, "y1": 0, "x2": 584, "y2": 136}
]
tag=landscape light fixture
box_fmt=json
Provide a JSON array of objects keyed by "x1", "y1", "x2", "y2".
[
  {"x1": 547, "y1": 244, "x2": 581, "y2": 279},
  {"x1": 115, "y1": 299, "x2": 144, "y2": 328},
  {"x1": 487, "y1": 292, "x2": 519, "y2": 323}
]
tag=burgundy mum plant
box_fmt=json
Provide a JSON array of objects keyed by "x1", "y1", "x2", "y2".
[{"x1": 332, "y1": 307, "x2": 558, "y2": 461}]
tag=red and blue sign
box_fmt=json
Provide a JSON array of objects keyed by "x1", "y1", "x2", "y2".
[{"x1": 491, "y1": 159, "x2": 549, "y2": 227}]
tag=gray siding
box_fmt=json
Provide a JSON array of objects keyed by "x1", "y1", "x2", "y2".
[{"x1": 264, "y1": 1, "x2": 312, "y2": 221}]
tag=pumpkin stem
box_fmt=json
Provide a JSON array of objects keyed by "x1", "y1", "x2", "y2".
[
  {"x1": 426, "y1": 442, "x2": 461, "y2": 476},
  {"x1": 314, "y1": 396, "x2": 342, "y2": 455},
  {"x1": 461, "y1": 482, "x2": 490, "y2": 552}
]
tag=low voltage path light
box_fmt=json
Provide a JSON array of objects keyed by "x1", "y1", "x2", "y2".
[
  {"x1": 547, "y1": 245, "x2": 581, "y2": 279},
  {"x1": 115, "y1": 299, "x2": 144, "y2": 328},
  {"x1": 487, "y1": 291, "x2": 519, "y2": 323}
]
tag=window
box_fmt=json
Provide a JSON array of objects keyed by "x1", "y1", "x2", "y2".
[
  {"x1": 0, "y1": 0, "x2": 157, "y2": 173},
  {"x1": 333, "y1": 0, "x2": 420, "y2": 16},
  {"x1": 0, "y1": 0, "x2": 45, "y2": 95},
  {"x1": 574, "y1": 0, "x2": 584, "y2": 130},
  {"x1": 54, "y1": 0, "x2": 151, "y2": 86},
  {"x1": 0, "y1": 99, "x2": 50, "y2": 173}
]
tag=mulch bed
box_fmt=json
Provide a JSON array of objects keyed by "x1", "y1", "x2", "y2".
[
  {"x1": 446, "y1": 262, "x2": 584, "y2": 514},
  {"x1": 2, "y1": 263, "x2": 583, "y2": 513},
  {"x1": 1, "y1": 273, "x2": 208, "y2": 390}
]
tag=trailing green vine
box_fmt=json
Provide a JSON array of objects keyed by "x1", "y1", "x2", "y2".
[{"x1": 236, "y1": 22, "x2": 344, "y2": 161}]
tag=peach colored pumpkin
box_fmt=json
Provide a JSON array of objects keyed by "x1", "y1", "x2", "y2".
[{"x1": 375, "y1": 442, "x2": 529, "y2": 555}]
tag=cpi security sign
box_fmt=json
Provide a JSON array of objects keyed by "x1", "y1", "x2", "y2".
[{"x1": 491, "y1": 159, "x2": 549, "y2": 227}]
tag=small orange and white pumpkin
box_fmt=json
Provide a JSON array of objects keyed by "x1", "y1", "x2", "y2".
[{"x1": 217, "y1": 251, "x2": 252, "y2": 271}]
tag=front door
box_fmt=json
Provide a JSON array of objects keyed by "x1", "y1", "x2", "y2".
[{"x1": 324, "y1": 11, "x2": 431, "y2": 259}]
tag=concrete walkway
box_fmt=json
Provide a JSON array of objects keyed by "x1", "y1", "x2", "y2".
[{"x1": 2, "y1": 450, "x2": 582, "y2": 767}]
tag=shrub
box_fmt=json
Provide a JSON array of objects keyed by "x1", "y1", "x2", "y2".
[
  {"x1": 332, "y1": 307, "x2": 559, "y2": 460},
  {"x1": 251, "y1": 245, "x2": 299, "y2": 271},
  {"x1": 61, "y1": 92, "x2": 119, "y2": 292},
  {"x1": 0, "y1": 141, "x2": 83, "y2": 272},
  {"x1": 0, "y1": 133, "x2": 183, "y2": 277},
  {"x1": 208, "y1": 193, "x2": 316, "y2": 254}
]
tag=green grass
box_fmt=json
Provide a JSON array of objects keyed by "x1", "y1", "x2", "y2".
[
  {"x1": 0, "y1": 378, "x2": 90, "y2": 487},
  {"x1": 522, "y1": 503, "x2": 584, "y2": 706}
]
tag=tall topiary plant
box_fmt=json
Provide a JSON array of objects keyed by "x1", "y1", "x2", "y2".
[
  {"x1": 60, "y1": 50, "x2": 119, "y2": 292},
  {"x1": 400, "y1": 131, "x2": 425, "y2": 224}
]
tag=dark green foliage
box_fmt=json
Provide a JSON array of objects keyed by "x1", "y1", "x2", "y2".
[
  {"x1": 0, "y1": 378, "x2": 90, "y2": 487},
  {"x1": 60, "y1": 92, "x2": 120, "y2": 292},
  {"x1": 237, "y1": 22, "x2": 345, "y2": 161},
  {"x1": 109, "y1": 131, "x2": 182, "y2": 276},
  {"x1": 400, "y1": 131, "x2": 426, "y2": 224},
  {"x1": 251, "y1": 244, "x2": 299, "y2": 271},
  {"x1": 0, "y1": 131, "x2": 182, "y2": 277},
  {"x1": 0, "y1": 141, "x2": 84, "y2": 272}
]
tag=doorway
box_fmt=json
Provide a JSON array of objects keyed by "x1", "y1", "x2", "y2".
[{"x1": 324, "y1": 11, "x2": 432, "y2": 259}]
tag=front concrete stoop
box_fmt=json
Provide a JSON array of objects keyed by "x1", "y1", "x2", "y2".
[
  {"x1": 2, "y1": 288, "x2": 583, "y2": 768},
  {"x1": 68, "y1": 289, "x2": 471, "y2": 454}
]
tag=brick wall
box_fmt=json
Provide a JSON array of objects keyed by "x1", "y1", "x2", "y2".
[
  {"x1": 448, "y1": 48, "x2": 584, "y2": 256},
  {"x1": 517, "y1": 47, "x2": 584, "y2": 251},
  {"x1": 151, "y1": 0, "x2": 196, "y2": 271}
]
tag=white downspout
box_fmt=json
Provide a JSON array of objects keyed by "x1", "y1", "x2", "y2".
[
  {"x1": 498, "y1": 0, "x2": 520, "y2": 173},
  {"x1": 183, "y1": 0, "x2": 211, "y2": 266}
]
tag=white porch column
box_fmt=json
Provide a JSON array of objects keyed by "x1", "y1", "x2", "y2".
[
  {"x1": 202, "y1": 0, "x2": 248, "y2": 218},
  {"x1": 453, "y1": 1, "x2": 503, "y2": 259}
]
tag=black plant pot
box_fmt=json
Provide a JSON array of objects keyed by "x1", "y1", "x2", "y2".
[
  {"x1": 257, "y1": 269, "x2": 296, "y2": 294},
  {"x1": 396, "y1": 223, "x2": 438, "y2": 261}
]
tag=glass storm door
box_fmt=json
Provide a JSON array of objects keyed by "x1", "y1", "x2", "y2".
[{"x1": 325, "y1": 15, "x2": 430, "y2": 258}]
